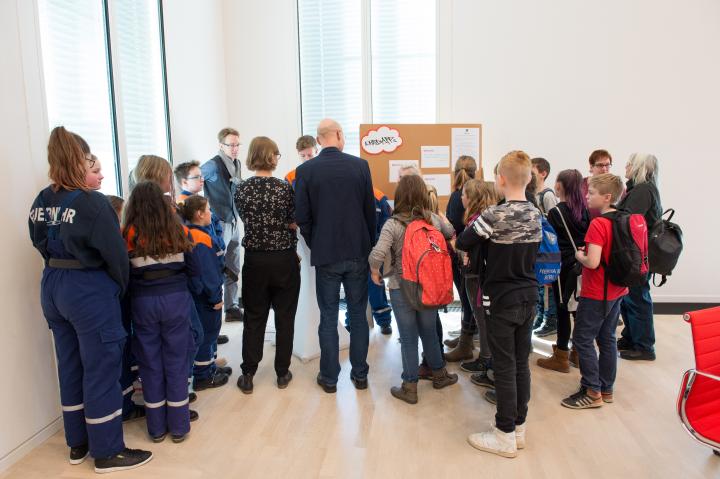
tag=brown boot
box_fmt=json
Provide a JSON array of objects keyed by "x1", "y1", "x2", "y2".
[
  {"x1": 569, "y1": 347, "x2": 579, "y2": 368},
  {"x1": 536, "y1": 345, "x2": 570, "y2": 373},
  {"x1": 432, "y1": 367, "x2": 459, "y2": 389},
  {"x1": 391, "y1": 381, "x2": 418, "y2": 404},
  {"x1": 444, "y1": 336, "x2": 460, "y2": 348},
  {"x1": 444, "y1": 332, "x2": 474, "y2": 362}
]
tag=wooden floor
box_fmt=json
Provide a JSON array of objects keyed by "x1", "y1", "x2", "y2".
[{"x1": 2, "y1": 314, "x2": 718, "y2": 479}]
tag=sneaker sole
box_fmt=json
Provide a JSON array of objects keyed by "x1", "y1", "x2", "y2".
[
  {"x1": 460, "y1": 364, "x2": 487, "y2": 373},
  {"x1": 560, "y1": 401, "x2": 603, "y2": 410},
  {"x1": 534, "y1": 331, "x2": 558, "y2": 338},
  {"x1": 466, "y1": 438, "x2": 517, "y2": 458},
  {"x1": 69, "y1": 452, "x2": 89, "y2": 465},
  {"x1": 471, "y1": 379, "x2": 495, "y2": 389},
  {"x1": 95, "y1": 454, "x2": 153, "y2": 474},
  {"x1": 602, "y1": 396, "x2": 614, "y2": 403}
]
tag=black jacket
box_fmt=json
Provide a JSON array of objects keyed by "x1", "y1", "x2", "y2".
[
  {"x1": 618, "y1": 180, "x2": 662, "y2": 231},
  {"x1": 295, "y1": 147, "x2": 376, "y2": 267}
]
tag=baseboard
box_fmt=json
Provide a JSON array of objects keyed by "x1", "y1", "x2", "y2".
[
  {"x1": 0, "y1": 417, "x2": 62, "y2": 474},
  {"x1": 654, "y1": 303, "x2": 720, "y2": 315}
]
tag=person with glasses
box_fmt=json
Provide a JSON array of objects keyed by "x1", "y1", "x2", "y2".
[
  {"x1": 201, "y1": 128, "x2": 244, "y2": 323},
  {"x1": 583, "y1": 149, "x2": 613, "y2": 219},
  {"x1": 234, "y1": 137, "x2": 300, "y2": 393}
]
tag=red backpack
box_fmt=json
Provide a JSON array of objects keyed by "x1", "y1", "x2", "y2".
[{"x1": 400, "y1": 219, "x2": 454, "y2": 310}]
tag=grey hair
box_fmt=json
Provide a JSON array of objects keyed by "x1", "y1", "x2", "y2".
[
  {"x1": 627, "y1": 153, "x2": 659, "y2": 186},
  {"x1": 398, "y1": 165, "x2": 421, "y2": 177}
]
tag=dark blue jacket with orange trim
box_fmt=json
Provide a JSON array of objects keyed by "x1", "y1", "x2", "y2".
[
  {"x1": 374, "y1": 188, "x2": 392, "y2": 241},
  {"x1": 124, "y1": 224, "x2": 203, "y2": 297},
  {"x1": 186, "y1": 224, "x2": 223, "y2": 306}
]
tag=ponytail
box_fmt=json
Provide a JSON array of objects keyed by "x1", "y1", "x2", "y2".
[
  {"x1": 452, "y1": 155, "x2": 477, "y2": 192},
  {"x1": 48, "y1": 126, "x2": 89, "y2": 192}
]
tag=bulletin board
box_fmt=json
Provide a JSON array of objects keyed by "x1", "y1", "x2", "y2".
[{"x1": 359, "y1": 124, "x2": 482, "y2": 212}]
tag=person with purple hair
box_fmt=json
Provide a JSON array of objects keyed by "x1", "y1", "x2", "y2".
[{"x1": 537, "y1": 169, "x2": 590, "y2": 372}]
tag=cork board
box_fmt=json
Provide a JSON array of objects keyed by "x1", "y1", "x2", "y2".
[{"x1": 359, "y1": 124, "x2": 482, "y2": 213}]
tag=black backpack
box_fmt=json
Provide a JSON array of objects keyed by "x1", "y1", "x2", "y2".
[
  {"x1": 601, "y1": 210, "x2": 650, "y2": 289},
  {"x1": 648, "y1": 209, "x2": 683, "y2": 287}
]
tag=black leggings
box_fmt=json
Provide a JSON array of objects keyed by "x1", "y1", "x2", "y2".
[{"x1": 553, "y1": 279, "x2": 575, "y2": 351}]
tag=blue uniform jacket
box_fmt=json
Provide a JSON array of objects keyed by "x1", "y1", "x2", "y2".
[{"x1": 186, "y1": 224, "x2": 224, "y2": 306}]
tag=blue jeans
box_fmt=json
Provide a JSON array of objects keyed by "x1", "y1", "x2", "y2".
[
  {"x1": 573, "y1": 297, "x2": 622, "y2": 393},
  {"x1": 389, "y1": 289, "x2": 444, "y2": 383},
  {"x1": 315, "y1": 259, "x2": 370, "y2": 385},
  {"x1": 620, "y1": 276, "x2": 655, "y2": 352},
  {"x1": 536, "y1": 284, "x2": 557, "y2": 321},
  {"x1": 345, "y1": 273, "x2": 392, "y2": 328}
]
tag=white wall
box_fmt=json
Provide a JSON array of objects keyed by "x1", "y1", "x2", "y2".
[
  {"x1": 222, "y1": 0, "x2": 303, "y2": 179},
  {"x1": 163, "y1": 0, "x2": 229, "y2": 165},
  {"x1": 439, "y1": 0, "x2": 720, "y2": 302},
  {"x1": 0, "y1": 0, "x2": 63, "y2": 471}
]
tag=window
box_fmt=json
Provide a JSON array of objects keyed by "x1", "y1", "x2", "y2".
[
  {"x1": 370, "y1": 0, "x2": 436, "y2": 123},
  {"x1": 297, "y1": 0, "x2": 436, "y2": 155},
  {"x1": 298, "y1": 0, "x2": 363, "y2": 156},
  {"x1": 38, "y1": 0, "x2": 171, "y2": 195},
  {"x1": 38, "y1": 0, "x2": 119, "y2": 194}
]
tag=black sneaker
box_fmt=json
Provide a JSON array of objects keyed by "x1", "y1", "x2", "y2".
[
  {"x1": 561, "y1": 386, "x2": 603, "y2": 409},
  {"x1": 237, "y1": 374, "x2": 254, "y2": 394},
  {"x1": 194, "y1": 372, "x2": 229, "y2": 391},
  {"x1": 351, "y1": 375, "x2": 368, "y2": 390},
  {"x1": 620, "y1": 349, "x2": 656, "y2": 361},
  {"x1": 277, "y1": 371, "x2": 293, "y2": 389},
  {"x1": 217, "y1": 334, "x2": 229, "y2": 345},
  {"x1": 122, "y1": 405, "x2": 146, "y2": 423},
  {"x1": 94, "y1": 448, "x2": 153, "y2": 474},
  {"x1": 171, "y1": 434, "x2": 187, "y2": 443},
  {"x1": 380, "y1": 325, "x2": 392, "y2": 335},
  {"x1": 534, "y1": 320, "x2": 557, "y2": 337},
  {"x1": 225, "y1": 307, "x2": 244, "y2": 322},
  {"x1": 189, "y1": 392, "x2": 197, "y2": 403},
  {"x1": 316, "y1": 374, "x2": 337, "y2": 394},
  {"x1": 151, "y1": 433, "x2": 166, "y2": 443},
  {"x1": 483, "y1": 389, "x2": 497, "y2": 405},
  {"x1": 69, "y1": 444, "x2": 89, "y2": 465},
  {"x1": 532, "y1": 315, "x2": 544, "y2": 331},
  {"x1": 470, "y1": 371, "x2": 495, "y2": 389},
  {"x1": 190, "y1": 409, "x2": 199, "y2": 422},
  {"x1": 461, "y1": 357, "x2": 491, "y2": 373},
  {"x1": 616, "y1": 337, "x2": 634, "y2": 351},
  {"x1": 216, "y1": 365, "x2": 233, "y2": 376}
]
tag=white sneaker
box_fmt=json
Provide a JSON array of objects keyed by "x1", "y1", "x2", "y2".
[
  {"x1": 515, "y1": 424, "x2": 526, "y2": 449},
  {"x1": 467, "y1": 426, "x2": 518, "y2": 458}
]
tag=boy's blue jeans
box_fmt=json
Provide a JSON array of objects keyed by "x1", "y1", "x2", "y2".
[
  {"x1": 573, "y1": 297, "x2": 622, "y2": 393},
  {"x1": 536, "y1": 284, "x2": 558, "y2": 322}
]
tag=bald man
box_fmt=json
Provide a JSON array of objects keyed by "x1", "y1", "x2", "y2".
[{"x1": 295, "y1": 119, "x2": 376, "y2": 393}]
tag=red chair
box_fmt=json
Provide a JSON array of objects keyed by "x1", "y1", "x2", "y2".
[{"x1": 677, "y1": 306, "x2": 720, "y2": 456}]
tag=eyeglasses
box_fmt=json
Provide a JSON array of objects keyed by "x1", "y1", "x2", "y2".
[
  {"x1": 221, "y1": 142, "x2": 242, "y2": 148},
  {"x1": 593, "y1": 162, "x2": 612, "y2": 169},
  {"x1": 275, "y1": 153, "x2": 282, "y2": 159},
  {"x1": 186, "y1": 175, "x2": 204, "y2": 180}
]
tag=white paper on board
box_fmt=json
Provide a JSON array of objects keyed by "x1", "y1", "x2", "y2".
[
  {"x1": 420, "y1": 145, "x2": 450, "y2": 169},
  {"x1": 389, "y1": 160, "x2": 420, "y2": 183},
  {"x1": 422, "y1": 174, "x2": 452, "y2": 196},
  {"x1": 451, "y1": 127, "x2": 480, "y2": 164}
]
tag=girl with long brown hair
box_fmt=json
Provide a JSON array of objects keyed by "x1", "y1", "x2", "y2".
[
  {"x1": 123, "y1": 181, "x2": 198, "y2": 444},
  {"x1": 28, "y1": 127, "x2": 152, "y2": 472},
  {"x1": 369, "y1": 175, "x2": 458, "y2": 404}
]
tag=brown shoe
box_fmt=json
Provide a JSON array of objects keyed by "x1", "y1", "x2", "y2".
[
  {"x1": 432, "y1": 367, "x2": 459, "y2": 389},
  {"x1": 391, "y1": 381, "x2": 418, "y2": 404},
  {"x1": 418, "y1": 363, "x2": 433, "y2": 381},
  {"x1": 601, "y1": 391, "x2": 614, "y2": 403},
  {"x1": 536, "y1": 345, "x2": 570, "y2": 373},
  {"x1": 444, "y1": 332, "x2": 474, "y2": 362},
  {"x1": 569, "y1": 347, "x2": 579, "y2": 368}
]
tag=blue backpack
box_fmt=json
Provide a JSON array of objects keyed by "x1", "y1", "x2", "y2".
[{"x1": 536, "y1": 216, "x2": 561, "y2": 285}]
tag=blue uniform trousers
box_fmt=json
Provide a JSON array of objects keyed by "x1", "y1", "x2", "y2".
[{"x1": 192, "y1": 300, "x2": 221, "y2": 381}]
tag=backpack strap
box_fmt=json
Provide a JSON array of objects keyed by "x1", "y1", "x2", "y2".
[
  {"x1": 555, "y1": 207, "x2": 578, "y2": 252},
  {"x1": 652, "y1": 273, "x2": 668, "y2": 288}
]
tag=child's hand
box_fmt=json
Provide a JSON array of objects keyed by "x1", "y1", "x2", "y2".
[
  {"x1": 575, "y1": 249, "x2": 586, "y2": 262},
  {"x1": 213, "y1": 302, "x2": 223, "y2": 310},
  {"x1": 371, "y1": 270, "x2": 383, "y2": 286}
]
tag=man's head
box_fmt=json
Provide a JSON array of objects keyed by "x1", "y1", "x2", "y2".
[
  {"x1": 495, "y1": 150, "x2": 532, "y2": 195},
  {"x1": 296, "y1": 135, "x2": 317, "y2": 163},
  {"x1": 174, "y1": 161, "x2": 204, "y2": 194},
  {"x1": 398, "y1": 164, "x2": 421, "y2": 178},
  {"x1": 531, "y1": 157, "x2": 551, "y2": 183},
  {"x1": 316, "y1": 119, "x2": 344, "y2": 151},
  {"x1": 588, "y1": 149, "x2": 612, "y2": 176},
  {"x1": 587, "y1": 173, "x2": 624, "y2": 210},
  {"x1": 218, "y1": 127, "x2": 241, "y2": 159}
]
